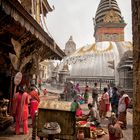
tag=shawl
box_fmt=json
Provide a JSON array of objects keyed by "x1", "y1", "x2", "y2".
[
  {"x1": 118, "y1": 94, "x2": 130, "y2": 112},
  {"x1": 30, "y1": 90, "x2": 40, "y2": 102}
]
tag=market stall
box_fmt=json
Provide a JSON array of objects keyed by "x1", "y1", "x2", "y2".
[
  {"x1": 32, "y1": 99, "x2": 108, "y2": 140},
  {"x1": 76, "y1": 120, "x2": 107, "y2": 139},
  {"x1": 35, "y1": 100, "x2": 76, "y2": 140}
]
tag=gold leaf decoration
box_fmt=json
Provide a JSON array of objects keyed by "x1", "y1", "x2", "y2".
[{"x1": 77, "y1": 42, "x2": 112, "y2": 55}]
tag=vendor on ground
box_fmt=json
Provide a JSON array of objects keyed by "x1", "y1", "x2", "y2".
[
  {"x1": 76, "y1": 105, "x2": 83, "y2": 118},
  {"x1": 85, "y1": 103, "x2": 100, "y2": 127},
  {"x1": 108, "y1": 113, "x2": 123, "y2": 140}
]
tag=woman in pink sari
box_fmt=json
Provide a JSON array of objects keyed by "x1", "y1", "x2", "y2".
[
  {"x1": 29, "y1": 87, "x2": 40, "y2": 124},
  {"x1": 13, "y1": 86, "x2": 29, "y2": 135},
  {"x1": 75, "y1": 83, "x2": 80, "y2": 94},
  {"x1": 99, "y1": 87, "x2": 110, "y2": 118}
]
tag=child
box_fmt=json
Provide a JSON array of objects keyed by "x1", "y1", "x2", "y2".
[{"x1": 108, "y1": 113, "x2": 123, "y2": 140}]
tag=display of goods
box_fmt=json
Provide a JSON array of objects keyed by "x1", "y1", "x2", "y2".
[
  {"x1": 90, "y1": 131, "x2": 97, "y2": 139},
  {"x1": 78, "y1": 121, "x2": 87, "y2": 125},
  {"x1": 44, "y1": 122, "x2": 59, "y2": 130},
  {"x1": 96, "y1": 128, "x2": 106, "y2": 137},
  {"x1": 90, "y1": 126, "x2": 96, "y2": 131}
]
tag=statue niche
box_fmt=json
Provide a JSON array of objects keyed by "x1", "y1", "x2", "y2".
[{"x1": 0, "y1": 99, "x2": 9, "y2": 118}]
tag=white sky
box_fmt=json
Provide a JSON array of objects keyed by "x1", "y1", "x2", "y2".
[{"x1": 47, "y1": 0, "x2": 132, "y2": 49}]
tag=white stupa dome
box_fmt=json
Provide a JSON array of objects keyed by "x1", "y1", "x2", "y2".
[{"x1": 59, "y1": 41, "x2": 132, "y2": 79}]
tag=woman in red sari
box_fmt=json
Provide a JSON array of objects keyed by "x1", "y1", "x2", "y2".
[
  {"x1": 29, "y1": 87, "x2": 40, "y2": 124},
  {"x1": 13, "y1": 86, "x2": 29, "y2": 135}
]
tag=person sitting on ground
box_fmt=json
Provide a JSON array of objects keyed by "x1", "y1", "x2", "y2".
[
  {"x1": 108, "y1": 113, "x2": 123, "y2": 140},
  {"x1": 76, "y1": 105, "x2": 83, "y2": 118},
  {"x1": 85, "y1": 103, "x2": 100, "y2": 127}
]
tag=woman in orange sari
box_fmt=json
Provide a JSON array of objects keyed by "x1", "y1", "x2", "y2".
[
  {"x1": 13, "y1": 86, "x2": 29, "y2": 135},
  {"x1": 29, "y1": 87, "x2": 40, "y2": 124}
]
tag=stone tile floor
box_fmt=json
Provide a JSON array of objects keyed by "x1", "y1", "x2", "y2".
[
  {"x1": 0, "y1": 94, "x2": 132, "y2": 140},
  {"x1": 0, "y1": 111, "x2": 132, "y2": 140},
  {"x1": 80, "y1": 96, "x2": 132, "y2": 140}
]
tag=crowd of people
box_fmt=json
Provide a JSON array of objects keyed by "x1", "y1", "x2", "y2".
[
  {"x1": 11, "y1": 81, "x2": 131, "y2": 140},
  {"x1": 12, "y1": 85, "x2": 40, "y2": 135},
  {"x1": 69, "y1": 82, "x2": 131, "y2": 140}
]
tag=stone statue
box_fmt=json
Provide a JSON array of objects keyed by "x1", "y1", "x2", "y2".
[{"x1": 0, "y1": 99, "x2": 9, "y2": 118}]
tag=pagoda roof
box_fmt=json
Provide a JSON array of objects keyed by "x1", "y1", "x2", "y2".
[
  {"x1": 0, "y1": 0, "x2": 65, "y2": 60},
  {"x1": 94, "y1": 0, "x2": 124, "y2": 25}
]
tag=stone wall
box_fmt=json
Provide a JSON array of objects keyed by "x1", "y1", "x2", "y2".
[{"x1": 132, "y1": 0, "x2": 140, "y2": 139}]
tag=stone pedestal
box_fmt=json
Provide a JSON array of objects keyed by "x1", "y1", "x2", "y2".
[
  {"x1": 0, "y1": 99, "x2": 13, "y2": 131},
  {"x1": 58, "y1": 69, "x2": 69, "y2": 85},
  {"x1": 0, "y1": 116, "x2": 13, "y2": 131},
  {"x1": 51, "y1": 70, "x2": 57, "y2": 87}
]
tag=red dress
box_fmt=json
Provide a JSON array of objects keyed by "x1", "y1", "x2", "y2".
[
  {"x1": 30, "y1": 90, "x2": 40, "y2": 122},
  {"x1": 13, "y1": 92, "x2": 29, "y2": 134}
]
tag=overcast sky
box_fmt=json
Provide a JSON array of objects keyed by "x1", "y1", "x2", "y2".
[{"x1": 47, "y1": 0, "x2": 132, "y2": 49}]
